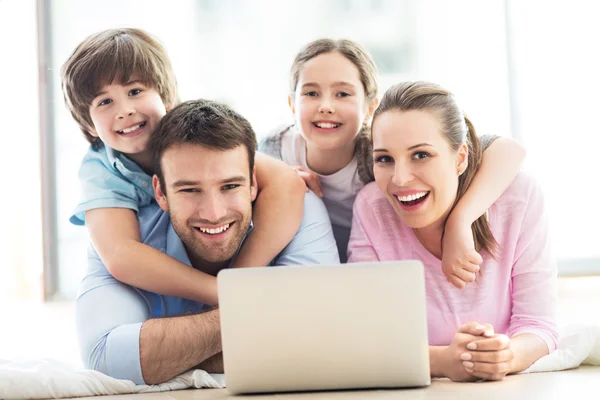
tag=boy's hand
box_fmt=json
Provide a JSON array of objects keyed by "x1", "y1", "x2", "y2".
[
  {"x1": 442, "y1": 322, "x2": 495, "y2": 382},
  {"x1": 293, "y1": 166, "x2": 323, "y2": 197},
  {"x1": 442, "y1": 221, "x2": 482, "y2": 289},
  {"x1": 462, "y1": 332, "x2": 514, "y2": 381}
]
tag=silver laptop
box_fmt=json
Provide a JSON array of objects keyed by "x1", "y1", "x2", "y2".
[{"x1": 217, "y1": 260, "x2": 430, "y2": 394}]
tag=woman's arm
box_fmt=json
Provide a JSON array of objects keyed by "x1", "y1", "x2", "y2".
[
  {"x1": 443, "y1": 137, "x2": 526, "y2": 288},
  {"x1": 86, "y1": 208, "x2": 218, "y2": 305},
  {"x1": 231, "y1": 153, "x2": 306, "y2": 267},
  {"x1": 347, "y1": 190, "x2": 380, "y2": 263}
]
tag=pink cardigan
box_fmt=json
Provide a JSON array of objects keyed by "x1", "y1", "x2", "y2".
[{"x1": 348, "y1": 172, "x2": 558, "y2": 352}]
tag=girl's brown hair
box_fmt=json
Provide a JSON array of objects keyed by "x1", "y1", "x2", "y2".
[
  {"x1": 373, "y1": 81, "x2": 498, "y2": 257},
  {"x1": 289, "y1": 39, "x2": 379, "y2": 184},
  {"x1": 61, "y1": 28, "x2": 178, "y2": 149}
]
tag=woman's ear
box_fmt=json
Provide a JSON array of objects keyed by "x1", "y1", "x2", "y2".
[{"x1": 456, "y1": 143, "x2": 469, "y2": 176}]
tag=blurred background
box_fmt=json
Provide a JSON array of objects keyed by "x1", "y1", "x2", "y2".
[{"x1": 0, "y1": 0, "x2": 598, "y2": 365}]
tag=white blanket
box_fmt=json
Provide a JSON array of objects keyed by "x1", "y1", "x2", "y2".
[{"x1": 1, "y1": 324, "x2": 599, "y2": 399}]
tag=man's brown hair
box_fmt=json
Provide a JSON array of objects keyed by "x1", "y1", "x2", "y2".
[
  {"x1": 149, "y1": 99, "x2": 257, "y2": 190},
  {"x1": 61, "y1": 28, "x2": 178, "y2": 148}
]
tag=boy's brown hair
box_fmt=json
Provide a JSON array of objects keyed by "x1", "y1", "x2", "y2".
[{"x1": 61, "y1": 28, "x2": 178, "y2": 149}]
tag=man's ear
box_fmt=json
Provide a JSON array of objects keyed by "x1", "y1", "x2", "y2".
[
  {"x1": 456, "y1": 143, "x2": 469, "y2": 176},
  {"x1": 250, "y1": 167, "x2": 258, "y2": 202},
  {"x1": 153, "y1": 174, "x2": 169, "y2": 212},
  {"x1": 287, "y1": 95, "x2": 296, "y2": 116}
]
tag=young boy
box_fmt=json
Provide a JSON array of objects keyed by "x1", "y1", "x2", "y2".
[{"x1": 61, "y1": 28, "x2": 307, "y2": 305}]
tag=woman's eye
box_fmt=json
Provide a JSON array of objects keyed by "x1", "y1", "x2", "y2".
[
  {"x1": 374, "y1": 155, "x2": 393, "y2": 164},
  {"x1": 303, "y1": 91, "x2": 318, "y2": 97},
  {"x1": 412, "y1": 152, "x2": 430, "y2": 160},
  {"x1": 129, "y1": 88, "x2": 142, "y2": 96}
]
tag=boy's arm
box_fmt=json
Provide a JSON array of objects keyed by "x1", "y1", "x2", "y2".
[
  {"x1": 448, "y1": 136, "x2": 526, "y2": 225},
  {"x1": 86, "y1": 208, "x2": 218, "y2": 305},
  {"x1": 232, "y1": 153, "x2": 307, "y2": 267}
]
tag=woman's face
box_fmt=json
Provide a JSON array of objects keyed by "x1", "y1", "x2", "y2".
[{"x1": 372, "y1": 109, "x2": 468, "y2": 230}]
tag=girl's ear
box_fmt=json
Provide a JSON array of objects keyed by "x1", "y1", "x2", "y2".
[
  {"x1": 288, "y1": 95, "x2": 297, "y2": 116},
  {"x1": 367, "y1": 97, "x2": 379, "y2": 118}
]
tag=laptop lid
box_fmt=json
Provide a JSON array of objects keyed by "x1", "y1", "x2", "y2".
[{"x1": 218, "y1": 260, "x2": 430, "y2": 394}]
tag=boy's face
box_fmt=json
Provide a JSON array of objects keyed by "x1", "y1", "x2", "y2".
[{"x1": 88, "y1": 80, "x2": 167, "y2": 156}]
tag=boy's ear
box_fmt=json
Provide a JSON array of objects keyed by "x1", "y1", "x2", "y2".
[
  {"x1": 287, "y1": 95, "x2": 296, "y2": 116},
  {"x1": 153, "y1": 174, "x2": 169, "y2": 212}
]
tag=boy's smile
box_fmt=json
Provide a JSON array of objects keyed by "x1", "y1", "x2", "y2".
[{"x1": 88, "y1": 80, "x2": 167, "y2": 168}]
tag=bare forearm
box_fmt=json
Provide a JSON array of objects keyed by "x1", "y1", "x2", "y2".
[
  {"x1": 429, "y1": 346, "x2": 447, "y2": 378},
  {"x1": 197, "y1": 352, "x2": 224, "y2": 373},
  {"x1": 233, "y1": 153, "x2": 305, "y2": 267},
  {"x1": 109, "y1": 241, "x2": 218, "y2": 305},
  {"x1": 451, "y1": 138, "x2": 526, "y2": 224},
  {"x1": 509, "y1": 334, "x2": 549, "y2": 374},
  {"x1": 140, "y1": 309, "x2": 221, "y2": 384}
]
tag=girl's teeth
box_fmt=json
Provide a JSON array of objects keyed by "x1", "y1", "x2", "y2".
[
  {"x1": 396, "y1": 191, "x2": 428, "y2": 202},
  {"x1": 316, "y1": 122, "x2": 340, "y2": 129}
]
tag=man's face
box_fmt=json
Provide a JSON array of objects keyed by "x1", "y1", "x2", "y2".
[{"x1": 154, "y1": 143, "x2": 257, "y2": 268}]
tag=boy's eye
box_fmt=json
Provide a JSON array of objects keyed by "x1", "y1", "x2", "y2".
[
  {"x1": 374, "y1": 155, "x2": 394, "y2": 164},
  {"x1": 222, "y1": 184, "x2": 240, "y2": 191},
  {"x1": 129, "y1": 88, "x2": 142, "y2": 96},
  {"x1": 412, "y1": 151, "x2": 430, "y2": 160},
  {"x1": 97, "y1": 98, "x2": 112, "y2": 107}
]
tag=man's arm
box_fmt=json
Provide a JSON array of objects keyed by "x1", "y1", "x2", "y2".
[
  {"x1": 139, "y1": 309, "x2": 222, "y2": 384},
  {"x1": 272, "y1": 191, "x2": 340, "y2": 266},
  {"x1": 197, "y1": 352, "x2": 224, "y2": 374}
]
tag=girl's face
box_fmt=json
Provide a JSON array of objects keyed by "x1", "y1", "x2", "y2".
[
  {"x1": 289, "y1": 52, "x2": 376, "y2": 152},
  {"x1": 371, "y1": 109, "x2": 468, "y2": 230}
]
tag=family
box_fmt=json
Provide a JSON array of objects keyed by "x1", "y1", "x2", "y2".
[{"x1": 63, "y1": 28, "x2": 557, "y2": 385}]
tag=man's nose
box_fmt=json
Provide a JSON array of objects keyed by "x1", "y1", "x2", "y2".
[{"x1": 201, "y1": 194, "x2": 227, "y2": 223}]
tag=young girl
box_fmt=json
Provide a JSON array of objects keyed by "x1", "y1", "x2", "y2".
[
  {"x1": 348, "y1": 81, "x2": 557, "y2": 381},
  {"x1": 63, "y1": 28, "x2": 307, "y2": 306},
  {"x1": 260, "y1": 39, "x2": 526, "y2": 287}
]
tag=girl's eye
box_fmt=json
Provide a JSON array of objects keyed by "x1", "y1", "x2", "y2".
[
  {"x1": 337, "y1": 92, "x2": 351, "y2": 97},
  {"x1": 412, "y1": 152, "x2": 430, "y2": 160},
  {"x1": 129, "y1": 88, "x2": 142, "y2": 96},
  {"x1": 374, "y1": 155, "x2": 394, "y2": 164},
  {"x1": 303, "y1": 91, "x2": 318, "y2": 97},
  {"x1": 98, "y1": 98, "x2": 112, "y2": 107}
]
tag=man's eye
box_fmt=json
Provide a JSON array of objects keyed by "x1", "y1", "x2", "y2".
[
  {"x1": 129, "y1": 88, "x2": 142, "y2": 96},
  {"x1": 98, "y1": 98, "x2": 112, "y2": 107},
  {"x1": 222, "y1": 184, "x2": 240, "y2": 191},
  {"x1": 180, "y1": 188, "x2": 199, "y2": 193},
  {"x1": 374, "y1": 155, "x2": 393, "y2": 164},
  {"x1": 303, "y1": 91, "x2": 318, "y2": 97},
  {"x1": 412, "y1": 152, "x2": 430, "y2": 160}
]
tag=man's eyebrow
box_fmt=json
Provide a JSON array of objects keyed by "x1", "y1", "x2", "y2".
[
  {"x1": 172, "y1": 180, "x2": 201, "y2": 188},
  {"x1": 219, "y1": 176, "x2": 247, "y2": 184}
]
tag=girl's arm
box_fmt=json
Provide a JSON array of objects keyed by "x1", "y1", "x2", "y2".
[
  {"x1": 86, "y1": 208, "x2": 218, "y2": 305},
  {"x1": 347, "y1": 189, "x2": 380, "y2": 263},
  {"x1": 443, "y1": 137, "x2": 526, "y2": 287},
  {"x1": 231, "y1": 153, "x2": 306, "y2": 268}
]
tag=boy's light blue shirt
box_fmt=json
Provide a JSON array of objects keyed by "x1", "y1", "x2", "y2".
[
  {"x1": 70, "y1": 146, "x2": 155, "y2": 225},
  {"x1": 73, "y1": 146, "x2": 340, "y2": 385}
]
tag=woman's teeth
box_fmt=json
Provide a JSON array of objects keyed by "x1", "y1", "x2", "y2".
[{"x1": 396, "y1": 191, "x2": 428, "y2": 202}]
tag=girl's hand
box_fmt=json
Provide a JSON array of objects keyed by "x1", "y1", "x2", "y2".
[
  {"x1": 441, "y1": 322, "x2": 495, "y2": 382},
  {"x1": 442, "y1": 221, "x2": 483, "y2": 289},
  {"x1": 293, "y1": 166, "x2": 323, "y2": 197},
  {"x1": 462, "y1": 333, "x2": 515, "y2": 381}
]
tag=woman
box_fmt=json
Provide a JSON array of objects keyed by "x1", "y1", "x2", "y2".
[{"x1": 347, "y1": 81, "x2": 557, "y2": 382}]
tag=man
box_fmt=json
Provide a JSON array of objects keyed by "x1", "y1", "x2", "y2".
[{"x1": 76, "y1": 100, "x2": 339, "y2": 385}]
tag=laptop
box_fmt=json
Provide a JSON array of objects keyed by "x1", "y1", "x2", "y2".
[{"x1": 217, "y1": 260, "x2": 430, "y2": 394}]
